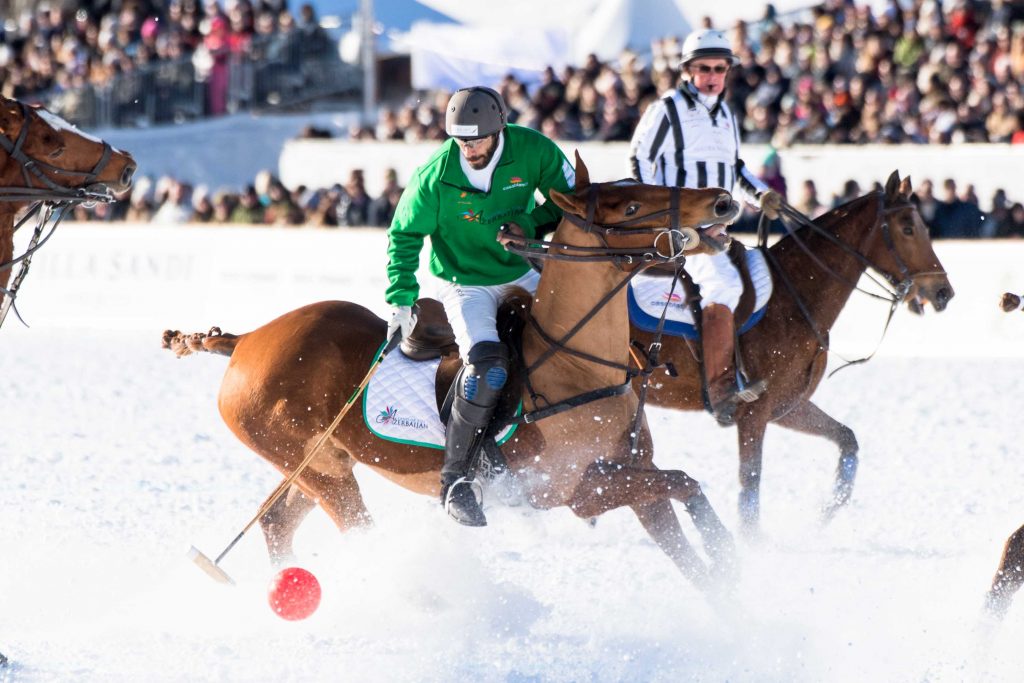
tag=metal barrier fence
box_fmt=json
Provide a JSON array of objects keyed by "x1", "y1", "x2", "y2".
[{"x1": 41, "y1": 37, "x2": 362, "y2": 129}]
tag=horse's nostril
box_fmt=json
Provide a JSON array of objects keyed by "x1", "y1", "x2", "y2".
[
  {"x1": 714, "y1": 197, "x2": 730, "y2": 216},
  {"x1": 121, "y1": 164, "x2": 136, "y2": 186}
]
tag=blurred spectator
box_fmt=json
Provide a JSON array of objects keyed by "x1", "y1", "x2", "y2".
[
  {"x1": 337, "y1": 169, "x2": 372, "y2": 226},
  {"x1": 932, "y1": 177, "x2": 983, "y2": 238},
  {"x1": 984, "y1": 188, "x2": 1010, "y2": 237},
  {"x1": 914, "y1": 178, "x2": 939, "y2": 225},
  {"x1": 152, "y1": 179, "x2": 193, "y2": 224},
  {"x1": 125, "y1": 176, "x2": 156, "y2": 222},
  {"x1": 212, "y1": 190, "x2": 236, "y2": 222},
  {"x1": 191, "y1": 185, "x2": 215, "y2": 222},
  {"x1": 832, "y1": 179, "x2": 862, "y2": 208},
  {"x1": 368, "y1": 168, "x2": 403, "y2": 227},
  {"x1": 999, "y1": 202, "x2": 1024, "y2": 238},
  {"x1": 230, "y1": 184, "x2": 265, "y2": 224},
  {"x1": 793, "y1": 179, "x2": 826, "y2": 218},
  {"x1": 305, "y1": 185, "x2": 341, "y2": 226},
  {"x1": 759, "y1": 149, "x2": 787, "y2": 197},
  {"x1": 263, "y1": 178, "x2": 304, "y2": 225}
]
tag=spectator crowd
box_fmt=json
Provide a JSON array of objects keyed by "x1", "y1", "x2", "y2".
[
  {"x1": 0, "y1": 0, "x2": 334, "y2": 120},
  {"x1": 3, "y1": 0, "x2": 1024, "y2": 236}
]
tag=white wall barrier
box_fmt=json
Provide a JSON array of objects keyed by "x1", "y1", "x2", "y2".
[
  {"x1": 280, "y1": 140, "x2": 1024, "y2": 209},
  {"x1": 9, "y1": 224, "x2": 1024, "y2": 359}
]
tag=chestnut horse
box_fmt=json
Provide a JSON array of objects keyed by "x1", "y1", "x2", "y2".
[
  {"x1": 631, "y1": 172, "x2": 954, "y2": 532},
  {"x1": 987, "y1": 523, "x2": 1024, "y2": 618},
  {"x1": 986, "y1": 294, "x2": 1023, "y2": 617},
  {"x1": 164, "y1": 158, "x2": 743, "y2": 590},
  {"x1": 0, "y1": 96, "x2": 136, "y2": 328}
]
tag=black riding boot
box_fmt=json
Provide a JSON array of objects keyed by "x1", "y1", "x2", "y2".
[{"x1": 441, "y1": 341, "x2": 509, "y2": 527}]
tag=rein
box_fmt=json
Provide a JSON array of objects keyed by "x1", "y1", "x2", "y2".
[
  {"x1": 503, "y1": 184, "x2": 694, "y2": 426},
  {"x1": 501, "y1": 183, "x2": 696, "y2": 269},
  {"x1": 760, "y1": 193, "x2": 947, "y2": 376}
]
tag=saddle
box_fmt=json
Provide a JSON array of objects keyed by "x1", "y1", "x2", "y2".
[
  {"x1": 401, "y1": 295, "x2": 530, "y2": 438},
  {"x1": 647, "y1": 240, "x2": 758, "y2": 331}
]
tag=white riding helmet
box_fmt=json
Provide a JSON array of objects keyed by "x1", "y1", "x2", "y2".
[{"x1": 679, "y1": 29, "x2": 739, "y2": 67}]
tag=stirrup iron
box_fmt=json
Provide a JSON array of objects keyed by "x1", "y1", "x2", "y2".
[{"x1": 444, "y1": 476, "x2": 483, "y2": 514}]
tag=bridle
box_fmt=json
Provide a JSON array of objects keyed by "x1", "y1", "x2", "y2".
[
  {"x1": 499, "y1": 183, "x2": 705, "y2": 434},
  {"x1": 0, "y1": 101, "x2": 120, "y2": 330},
  {"x1": 761, "y1": 191, "x2": 948, "y2": 374},
  {"x1": 500, "y1": 182, "x2": 700, "y2": 268},
  {"x1": 0, "y1": 101, "x2": 116, "y2": 204}
]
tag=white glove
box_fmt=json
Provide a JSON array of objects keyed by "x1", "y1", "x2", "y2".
[
  {"x1": 759, "y1": 189, "x2": 782, "y2": 220},
  {"x1": 387, "y1": 305, "x2": 417, "y2": 340}
]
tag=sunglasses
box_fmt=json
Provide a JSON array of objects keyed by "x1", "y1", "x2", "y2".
[
  {"x1": 691, "y1": 64, "x2": 730, "y2": 75},
  {"x1": 454, "y1": 135, "x2": 493, "y2": 149}
]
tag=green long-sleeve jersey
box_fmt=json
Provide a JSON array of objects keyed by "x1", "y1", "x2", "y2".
[{"x1": 385, "y1": 125, "x2": 575, "y2": 306}]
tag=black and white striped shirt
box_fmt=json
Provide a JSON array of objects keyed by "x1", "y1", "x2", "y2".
[{"x1": 629, "y1": 82, "x2": 768, "y2": 206}]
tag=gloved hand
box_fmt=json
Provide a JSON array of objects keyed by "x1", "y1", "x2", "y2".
[
  {"x1": 759, "y1": 189, "x2": 782, "y2": 220},
  {"x1": 387, "y1": 305, "x2": 417, "y2": 340},
  {"x1": 496, "y1": 221, "x2": 524, "y2": 247}
]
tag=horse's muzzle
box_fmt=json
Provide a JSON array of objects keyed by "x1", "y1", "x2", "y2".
[{"x1": 120, "y1": 162, "x2": 136, "y2": 189}]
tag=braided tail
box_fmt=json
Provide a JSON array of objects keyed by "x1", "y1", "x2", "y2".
[{"x1": 161, "y1": 327, "x2": 240, "y2": 358}]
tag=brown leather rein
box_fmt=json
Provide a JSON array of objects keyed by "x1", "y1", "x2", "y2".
[{"x1": 500, "y1": 183, "x2": 695, "y2": 431}]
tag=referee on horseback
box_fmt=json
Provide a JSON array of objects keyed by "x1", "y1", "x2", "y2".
[
  {"x1": 385, "y1": 86, "x2": 575, "y2": 526},
  {"x1": 628, "y1": 28, "x2": 782, "y2": 425}
]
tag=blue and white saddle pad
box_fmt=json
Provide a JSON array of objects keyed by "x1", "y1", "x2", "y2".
[
  {"x1": 363, "y1": 345, "x2": 519, "y2": 449},
  {"x1": 628, "y1": 248, "x2": 773, "y2": 340}
]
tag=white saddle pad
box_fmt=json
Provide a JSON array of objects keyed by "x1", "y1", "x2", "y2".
[
  {"x1": 631, "y1": 248, "x2": 773, "y2": 325},
  {"x1": 363, "y1": 346, "x2": 517, "y2": 450}
]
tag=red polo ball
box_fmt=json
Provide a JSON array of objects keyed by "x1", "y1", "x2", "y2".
[{"x1": 267, "y1": 567, "x2": 321, "y2": 621}]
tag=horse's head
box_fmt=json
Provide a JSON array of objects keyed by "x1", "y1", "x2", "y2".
[
  {"x1": 0, "y1": 97, "x2": 136, "y2": 201},
  {"x1": 874, "y1": 171, "x2": 954, "y2": 313},
  {"x1": 548, "y1": 152, "x2": 739, "y2": 263}
]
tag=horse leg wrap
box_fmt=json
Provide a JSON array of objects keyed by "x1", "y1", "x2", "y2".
[
  {"x1": 738, "y1": 487, "x2": 760, "y2": 528},
  {"x1": 833, "y1": 453, "x2": 858, "y2": 503}
]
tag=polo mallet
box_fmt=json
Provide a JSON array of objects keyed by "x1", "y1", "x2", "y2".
[{"x1": 189, "y1": 329, "x2": 403, "y2": 585}]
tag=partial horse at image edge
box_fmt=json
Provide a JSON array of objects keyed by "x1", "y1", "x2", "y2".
[
  {"x1": 0, "y1": 95, "x2": 136, "y2": 326},
  {"x1": 986, "y1": 296, "x2": 1024, "y2": 618}
]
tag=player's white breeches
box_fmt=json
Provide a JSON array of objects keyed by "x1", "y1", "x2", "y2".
[
  {"x1": 434, "y1": 269, "x2": 541, "y2": 359},
  {"x1": 686, "y1": 250, "x2": 742, "y2": 311}
]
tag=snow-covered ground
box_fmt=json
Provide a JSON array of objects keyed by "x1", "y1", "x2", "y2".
[{"x1": 1, "y1": 228, "x2": 1023, "y2": 682}]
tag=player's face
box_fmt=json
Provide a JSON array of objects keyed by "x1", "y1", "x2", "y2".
[
  {"x1": 454, "y1": 133, "x2": 498, "y2": 169},
  {"x1": 688, "y1": 58, "x2": 730, "y2": 97}
]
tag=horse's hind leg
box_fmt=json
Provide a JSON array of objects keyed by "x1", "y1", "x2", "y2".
[
  {"x1": 259, "y1": 484, "x2": 317, "y2": 564},
  {"x1": 292, "y1": 445, "x2": 372, "y2": 531},
  {"x1": 773, "y1": 400, "x2": 859, "y2": 520},
  {"x1": 258, "y1": 447, "x2": 372, "y2": 564},
  {"x1": 986, "y1": 523, "x2": 1024, "y2": 617}
]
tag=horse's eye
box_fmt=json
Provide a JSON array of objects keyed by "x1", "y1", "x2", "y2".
[
  {"x1": 902, "y1": 225, "x2": 913, "y2": 236},
  {"x1": 624, "y1": 204, "x2": 639, "y2": 216},
  {"x1": 48, "y1": 145, "x2": 65, "y2": 159}
]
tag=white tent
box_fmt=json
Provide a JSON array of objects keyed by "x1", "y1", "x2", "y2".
[
  {"x1": 401, "y1": 0, "x2": 695, "y2": 90},
  {"x1": 574, "y1": 0, "x2": 691, "y2": 63}
]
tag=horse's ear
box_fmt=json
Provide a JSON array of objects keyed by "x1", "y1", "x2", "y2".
[
  {"x1": 884, "y1": 170, "x2": 900, "y2": 200},
  {"x1": 550, "y1": 188, "x2": 587, "y2": 216},
  {"x1": 574, "y1": 150, "x2": 590, "y2": 190},
  {"x1": 898, "y1": 175, "x2": 913, "y2": 198}
]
